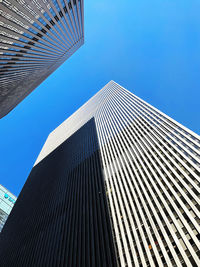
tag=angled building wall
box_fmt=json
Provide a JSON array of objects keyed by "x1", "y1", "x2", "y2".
[
  {"x1": 0, "y1": 0, "x2": 84, "y2": 118},
  {"x1": 0, "y1": 81, "x2": 199, "y2": 267},
  {"x1": 0, "y1": 118, "x2": 117, "y2": 267}
]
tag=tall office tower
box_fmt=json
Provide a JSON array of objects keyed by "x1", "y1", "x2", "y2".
[
  {"x1": 0, "y1": 0, "x2": 84, "y2": 118},
  {"x1": 0, "y1": 184, "x2": 16, "y2": 232},
  {"x1": 0, "y1": 81, "x2": 200, "y2": 267}
]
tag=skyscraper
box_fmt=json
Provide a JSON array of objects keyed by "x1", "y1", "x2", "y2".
[
  {"x1": 0, "y1": 81, "x2": 199, "y2": 267},
  {"x1": 0, "y1": 184, "x2": 16, "y2": 232},
  {"x1": 0, "y1": 0, "x2": 84, "y2": 118}
]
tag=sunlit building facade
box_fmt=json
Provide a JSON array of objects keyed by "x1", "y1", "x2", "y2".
[
  {"x1": 0, "y1": 184, "x2": 16, "y2": 232},
  {"x1": 0, "y1": 81, "x2": 199, "y2": 267},
  {"x1": 0, "y1": 0, "x2": 84, "y2": 118}
]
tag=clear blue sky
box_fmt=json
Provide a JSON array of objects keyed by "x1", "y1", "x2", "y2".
[{"x1": 0, "y1": 0, "x2": 200, "y2": 196}]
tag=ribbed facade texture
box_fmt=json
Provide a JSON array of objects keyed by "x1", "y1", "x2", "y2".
[
  {"x1": 0, "y1": 0, "x2": 84, "y2": 118},
  {"x1": 0, "y1": 81, "x2": 199, "y2": 267}
]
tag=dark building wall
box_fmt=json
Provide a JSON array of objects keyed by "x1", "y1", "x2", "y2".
[
  {"x1": 0, "y1": 0, "x2": 84, "y2": 118},
  {"x1": 0, "y1": 118, "x2": 117, "y2": 267}
]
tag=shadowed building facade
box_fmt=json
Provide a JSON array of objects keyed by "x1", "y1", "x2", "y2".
[
  {"x1": 0, "y1": 0, "x2": 84, "y2": 118},
  {"x1": 0, "y1": 81, "x2": 199, "y2": 267}
]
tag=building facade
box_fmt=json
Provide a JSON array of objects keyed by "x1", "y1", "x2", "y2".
[
  {"x1": 0, "y1": 81, "x2": 199, "y2": 266},
  {"x1": 0, "y1": 0, "x2": 84, "y2": 118},
  {"x1": 0, "y1": 184, "x2": 16, "y2": 232}
]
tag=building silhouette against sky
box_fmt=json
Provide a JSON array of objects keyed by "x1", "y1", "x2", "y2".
[
  {"x1": 0, "y1": 81, "x2": 199, "y2": 266},
  {"x1": 0, "y1": 0, "x2": 84, "y2": 118}
]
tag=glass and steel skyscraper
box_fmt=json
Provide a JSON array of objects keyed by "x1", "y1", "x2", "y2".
[
  {"x1": 0, "y1": 0, "x2": 84, "y2": 118},
  {"x1": 0, "y1": 184, "x2": 16, "y2": 232},
  {"x1": 0, "y1": 81, "x2": 199, "y2": 267}
]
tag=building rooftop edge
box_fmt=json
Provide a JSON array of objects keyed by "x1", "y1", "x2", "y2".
[{"x1": 0, "y1": 184, "x2": 17, "y2": 199}]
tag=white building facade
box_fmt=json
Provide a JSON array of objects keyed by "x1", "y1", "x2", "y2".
[
  {"x1": 35, "y1": 80, "x2": 200, "y2": 267},
  {"x1": 0, "y1": 81, "x2": 199, "y2": 267}
]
